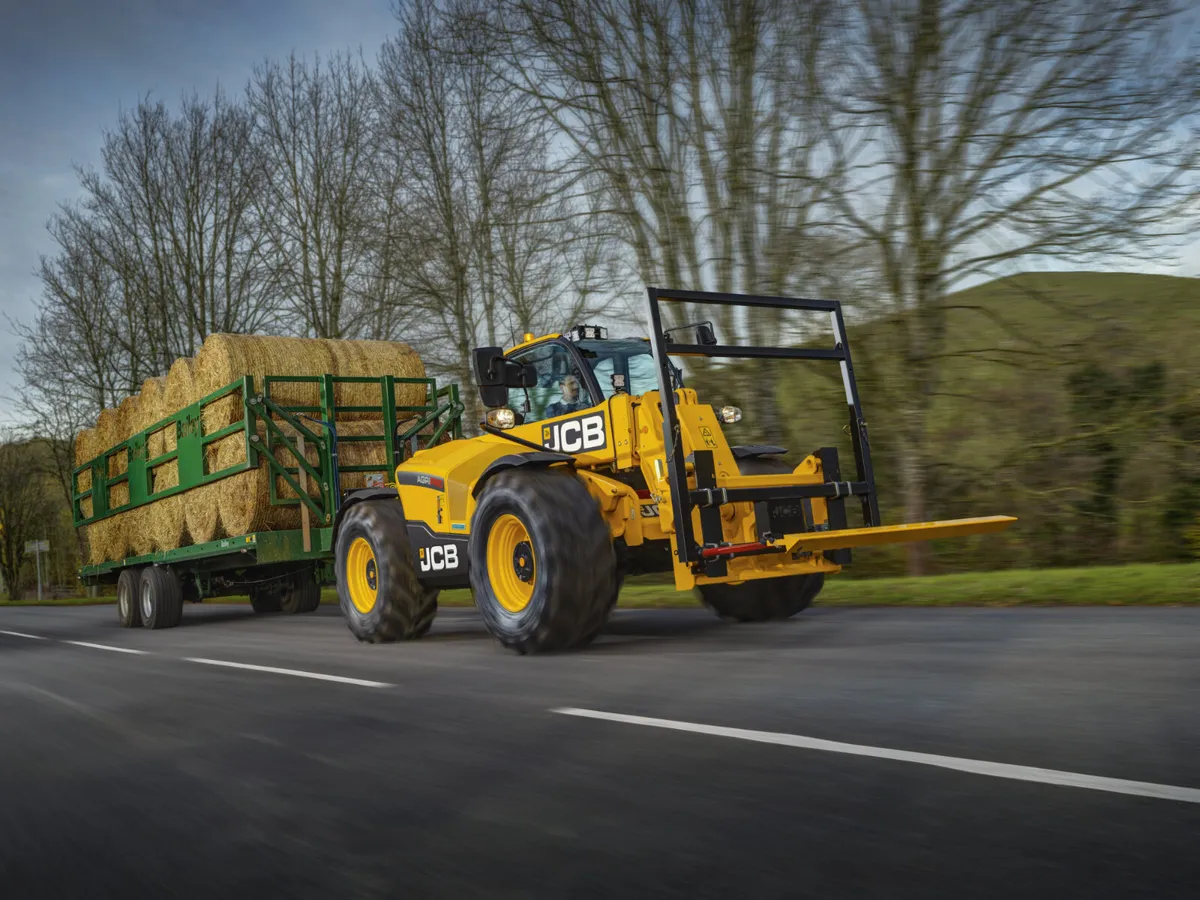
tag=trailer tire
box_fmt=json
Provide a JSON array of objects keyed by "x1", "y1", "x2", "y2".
[
  {"x1": 249, "y1": 586, "x2": 281, "y2": 614},
  {"x1": 116, "y1": 568, "x2": 143, "y2": 628},
  {"x1": 469, "y1": 468, "x2": 616, "y2": 654},
  {"x1": 280, "y1": 570, "x2": 321, "y2": 615},
  {"x1": 696, "y1": 455, "x2": 825, "y2": 622},
  {"x1": 336, "y1": 499, "x2": 437, "y2": 642},
  {"x1": 140, "y1": 566, "x2": 184, "y2": 630}
]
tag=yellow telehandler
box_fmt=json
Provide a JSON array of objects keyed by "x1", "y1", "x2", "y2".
[{"x1": 333, "y1": 288, "x2": 1015, "y2": 652}]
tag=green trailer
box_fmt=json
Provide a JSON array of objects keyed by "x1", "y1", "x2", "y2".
[{"x1": 72, "y1": 372, "x2": 464, "y2": 629}]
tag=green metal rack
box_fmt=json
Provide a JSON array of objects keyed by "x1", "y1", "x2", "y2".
[{"x1": 73, "y1": 372, "x2": 463, "y2": 585}]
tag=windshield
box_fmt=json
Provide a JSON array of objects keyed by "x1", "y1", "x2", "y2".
[{"x1": 574, "y1": 338, "x2": 665, "y2": 399}]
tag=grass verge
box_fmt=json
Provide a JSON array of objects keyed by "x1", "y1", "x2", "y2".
[{"x1": 6, "y1": 561, "x2": 1198, "y2": 608}]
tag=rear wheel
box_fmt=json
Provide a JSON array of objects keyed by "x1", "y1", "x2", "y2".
[
  {"x1": 280, "y1": 569, "x2": 321, "y2": 614},
  {"x1": 116, "y1": 568, "x2": 142, "y2": 628},
  {"x1": 336, "y1": 500, "x2": 437, "y2": 642},
  {"x1": 469, "y1": 468, "x2": 616, "y2": 654},
  {"x1": 696, "y1": 455, "x2": 825, "y2": 622},
  {"x1": 249, "y1": 586, "x2": 281, "y2": 614},
  {"x1": 140, "y1": 566, "x2": 184, "y2": 630}
]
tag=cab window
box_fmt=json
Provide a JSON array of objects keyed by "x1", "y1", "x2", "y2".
[
  {"x1": 507, "y1": 342, "x2": 594, "y2": 424},
  {"x1": 576, "y1": 339, "x2": 664, "y2": 399}
]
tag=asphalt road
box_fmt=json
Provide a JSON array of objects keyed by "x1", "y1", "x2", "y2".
[{"x1": 1, "y1": 602, "x2": 1198, "y2": 899}]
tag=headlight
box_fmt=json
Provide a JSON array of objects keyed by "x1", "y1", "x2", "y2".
[
  {"x1": 718, "y1": 405, "x2": 742, "y2": 424},
  {"x1": 486, "y1": 407, "x2": 516, "y2": 429}
]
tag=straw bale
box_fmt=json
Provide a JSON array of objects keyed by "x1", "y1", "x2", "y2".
[
  {"x1": 193, "y1": 334, "x2": 335, "y2": 434},
  {"x1": 125, "y1": 377, "x2": 167, "y2": 556},
  {"x1": 150, "y1": 358, "x2": 195, "y2": 550},
  {"x1": 164, "y1": 357, "x2": 196, "y2": 413},
  {"x1": 103, "y1": 447, "x2": 131, "y2": 561},
  {"x1": 320, "y1": 338, "x2": 427, "y2": 419},
  {"x1": 183, "y1": 438, "x2": 225, "y2": 545},
  {"x1": 215, "y1": 419, "x2": 392, "y2": 538},
  {"x1": 74, "y1": 427, "x2": 102, "y2": 564}
]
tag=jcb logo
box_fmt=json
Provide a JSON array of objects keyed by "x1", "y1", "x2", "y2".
[
  {"x1": 419, "y1": 544, "x2": 459, "y2": 572},
  {"x1": 542, "y1": 413, "x2": 607, "y2": 453}
]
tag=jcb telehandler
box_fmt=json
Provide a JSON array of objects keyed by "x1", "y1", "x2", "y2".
[{"x1": 334, "y1": 288, "x2": 1015, "y2": 652}]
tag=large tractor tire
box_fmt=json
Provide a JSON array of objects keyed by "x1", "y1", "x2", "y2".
[
  {"x1": 140, "y1": 566, "x2": 184, "y2": 630},
  {"x1": 696, "y1": 455, "x2": 825, "y2": 622},
  {"x1": 469, "y1": 468, "x2": 616, "y2": 654},
  {"x1": 336, "y1": 499, "x2": 438, "y2": 642},
  {"x1": 116, "y1": 568, "x2": 143, "y2": 628}
]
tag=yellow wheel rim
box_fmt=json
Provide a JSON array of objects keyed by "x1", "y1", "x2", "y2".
[
  {"x1": 487, "y1": 514, "x2": 536, "y2": 613},
  {"x1": 346, "y1": 537, "x2": 379, "y2": 614}
]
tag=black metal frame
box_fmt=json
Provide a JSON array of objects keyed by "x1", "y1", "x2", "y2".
[{"x1": 644, "y1": 287, "x2": 880, "y2": 574}]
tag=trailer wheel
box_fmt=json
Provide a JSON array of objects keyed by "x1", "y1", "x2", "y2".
[
  {"x1": 696, "y1": 455, "x2": 825, "y2": 622},
  {"x1": 469, "y1": 468, "x2": 616, "y2": 654},
  {"x1": 280, "y1": 570, "x2": 321, "y2": 615},
  {"x1": 140, "y1": 566, "x2": 184, "y2": 630},
  {"x1": 336, "y1": 500, "x2": 437, "y2": 642},
  {"x1": 116, "y1": 568, "x2": 143, "y2": 628},
  {"x1": 249, "y1": 586, "x2": 281, "y2": 614}
]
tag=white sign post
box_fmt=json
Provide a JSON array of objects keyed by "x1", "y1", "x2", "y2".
[{"x1": 24, "y1": 540, "x2": 50, "y2": 602}]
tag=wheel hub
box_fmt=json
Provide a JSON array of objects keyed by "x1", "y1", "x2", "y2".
[
  {"x1": 512, "y1": 541, "x2": 534, "y2": 583},
  {"x1": 365, "y1": 558, "x2": 377, "y2": 591}
]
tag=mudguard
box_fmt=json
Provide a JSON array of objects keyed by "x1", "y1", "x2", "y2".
[{"x1": 471, "y1": 451, "x2": 574, "y2": 497}]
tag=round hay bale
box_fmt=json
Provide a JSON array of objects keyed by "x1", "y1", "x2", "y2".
[
  {"x1": 183, "y1": 437, "x2": 225, "y2": 545},
  {"x1": 126, "y1": 377, "x2": 167, "y2": 557},
  {"x1": 74, "y1": 426, "x2": 102, "y2": 564},
  {"x1": 320, "y1": 339, "x2": 426, "y2": 420},
  {"x1": 103, "y1": 447, "x2": 131, "y2": 562},
  {"x1": 84, "y1": 405, "x2": 132, "y2": 562},
  {"x1": 193, "y1": 334, "x2": 335, "y2": 434},
  {"x1": 214, "y1": 419, "x2": 392, "y2": 537},
  {"x1": 152, "y1": 358, "x2": 196, "y2": 550},
  {"x1": 321, "y1": 335, "x2": 428, "y2": 417},
  {"x1": 164, "y1": 357, "x2": 197, "y2": 413},
  {"x1": 192, "y1": 333, "x2": 428, "y2": 431}
]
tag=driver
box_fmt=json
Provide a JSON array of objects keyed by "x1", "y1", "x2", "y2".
[{"x1": 544, "y1": 374, "x2": 586, "y2": 418}]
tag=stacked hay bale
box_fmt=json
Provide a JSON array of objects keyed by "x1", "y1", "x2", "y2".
[
  {"x1": 214, "y1": 420, "x2": 393, "y2": 538},
  {"x1": 73, "y1": 427, "x2": 102, "y2": 564},
  {"x1": 147, "y1": 358, "x2": 194, "y2": 551},
  {"x1": 73, "y1": 334, "x2": 426, "y2": 563}
]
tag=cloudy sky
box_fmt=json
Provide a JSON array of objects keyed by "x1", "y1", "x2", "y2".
[
  {"x1": 1, "y1": 1, "x2": 1196, "y2": 423},
  {"x1": 0, "y1": 0, "x2": 398, "y2": 419}
]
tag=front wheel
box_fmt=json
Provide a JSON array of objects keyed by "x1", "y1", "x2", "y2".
[
  {"x1": 696, "y1": 454, "x2": 826, "y2": 622},
  {"x1": 336, "y1": 499, "x2": 437, "y2": 642},
  {"x1": 469, "y1": 468, "x2": 616, "y2": 654},
  {"x1": 698, "y1": 573, "x2": 824, "y2": 622}
]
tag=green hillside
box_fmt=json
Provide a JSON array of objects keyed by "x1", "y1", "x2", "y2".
[{"x1": 759, "y1": 271, "x2": 1200, "y2": 576}]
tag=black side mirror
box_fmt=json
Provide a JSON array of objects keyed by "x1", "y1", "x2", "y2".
[
  {"x1": 473, "y1": 346, "x2": 537, "y2": 409},
  {"x1": 696, "y1": 322, "x2": 717, "y2": 346}
]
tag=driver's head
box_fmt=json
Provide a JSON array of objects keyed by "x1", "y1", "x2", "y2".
[{"x1": 561, "y1": 374, "x2": 580, "y2": 402}]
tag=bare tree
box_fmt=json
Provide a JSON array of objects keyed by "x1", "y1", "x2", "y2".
[
  {"x1": 0, "y1": 438, "x2": 58, "y2": 600},
  {"x1": 376, "y1": 1, "x2": 612, "y2": 424},
  {"x1": 483, "y1": 0, "x2": 849, "y2": 439},
  {"x1": 248, "y1": 52, "x2": 378, "y2": 339},
  {"x1": 827, "y1": 0, "x2": 1200, "y2": 573}
]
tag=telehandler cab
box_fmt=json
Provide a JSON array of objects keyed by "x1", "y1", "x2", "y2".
[{"x1": 334, "y1": 288, "x2": 1015, "y2": 653}]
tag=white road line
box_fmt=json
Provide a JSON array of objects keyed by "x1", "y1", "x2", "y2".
[
  {"x1": 0, "y1": 630, "x2": 46, "y2": 640},
  {"x1": 183, "y1": 658, "x2": 392, "y2": 689},
  {"x1": 552, "y1": 708, "x2": 1200, "y2": 806},
  {"x1": 63, "y1": 641, "x2": 147, "y2": 655}
]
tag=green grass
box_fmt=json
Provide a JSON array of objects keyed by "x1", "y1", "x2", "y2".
[{"x1": 8, "y1": 561, "x2": 1199, "y2": 607}]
